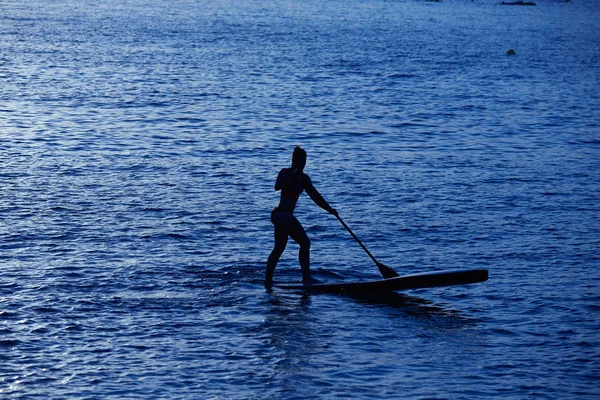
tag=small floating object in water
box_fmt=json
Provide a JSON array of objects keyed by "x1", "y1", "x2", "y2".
[
  {"x1": 501, "y1": 1, "x2": 536, "y2": 5},
  {"x1": 506, "y1": 49, "x2": 516, "y2": 55}
]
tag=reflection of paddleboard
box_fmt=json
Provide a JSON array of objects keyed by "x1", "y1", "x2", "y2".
[{"x1": 276, "y1": 269, "x2": 488, "y2": 293}]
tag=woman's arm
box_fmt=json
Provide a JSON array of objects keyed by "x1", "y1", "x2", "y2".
[{"x1": 303, "y1": 174, "x2": 337, "y2": 215}]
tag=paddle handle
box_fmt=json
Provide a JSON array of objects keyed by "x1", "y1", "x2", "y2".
[
  {"x1": 336, "y1": 215, "x2": 378, "y2": 264},
  {"x1": 335, "y1": 214, "x2": 398, "y2": 278}
]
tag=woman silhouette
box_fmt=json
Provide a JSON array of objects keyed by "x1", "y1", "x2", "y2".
[{"x1": 265, "y1": 147, "x2": 337, "y2": 288}]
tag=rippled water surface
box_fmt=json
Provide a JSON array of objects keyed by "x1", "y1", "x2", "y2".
[{"x1": 1, "y1": 0, "x2": 599, "y2": 398}]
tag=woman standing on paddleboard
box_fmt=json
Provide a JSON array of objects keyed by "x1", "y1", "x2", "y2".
[{"x1": 265, "y1": 147, "x2": 337, "y2": 288}]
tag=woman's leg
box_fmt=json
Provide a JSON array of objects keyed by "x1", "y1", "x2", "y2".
[
  {"x1": 287, "y1": 217, "x2": 312, "y2": 282},
  {"x1": 265, "y1": 217, "x2": 289, "y2": 287}
]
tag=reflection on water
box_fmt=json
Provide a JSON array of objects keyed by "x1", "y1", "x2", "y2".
[
  {"x1": 266, "y1": 289, "x2": 477, "y2": 334},
  {"x1": 258, "y1": 288, "x2": 485, "y2": 398}
]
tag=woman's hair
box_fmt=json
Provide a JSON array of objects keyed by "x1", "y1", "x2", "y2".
[{"x1": 292, "y1": 146, "x2": 307, "y2": 163}]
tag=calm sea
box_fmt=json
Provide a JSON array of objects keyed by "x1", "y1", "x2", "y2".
[{"x1": 1, "y1": 0, "x2": 599, "y2": 398}]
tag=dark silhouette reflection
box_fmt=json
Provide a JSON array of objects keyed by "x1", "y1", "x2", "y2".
[
  {"x1": 260, "y1": 292, "x2": 318, "y2": 374},
  {"x1": 257, "y1": 289, "x2": 480, "y2": 399},
  {"x1": 350, "y1": 291, "x2": 457, "y2": 314},
  {"x1": 265, "y1": 147, "x2": 338, "y2": 288},
  {"x1": 344, "y1": 291, "x2": 482, "y2": 330},
  {"x1": 265, "y1": 291, "x2": 312, "y2": 313},
  {"x1": 264, "y1": 289, "x2": 478, "y2": 333}
]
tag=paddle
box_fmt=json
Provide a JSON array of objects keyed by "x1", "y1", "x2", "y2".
[{"x1": 335, "y1": 214, "x2": 399, "y2": 279}]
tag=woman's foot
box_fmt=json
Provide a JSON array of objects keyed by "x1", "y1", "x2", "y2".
[{"x1": 302, "y1": 277, "x2": 321, "y2": 285}]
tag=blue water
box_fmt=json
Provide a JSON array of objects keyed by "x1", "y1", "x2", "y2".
[{"x1": 2, "y1": 0, "x2": 599, "y2": 398}]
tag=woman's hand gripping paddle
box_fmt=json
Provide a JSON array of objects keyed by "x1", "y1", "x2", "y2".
[{"x1": 335, "y1": 214, "x2": 399, "y2": 279}]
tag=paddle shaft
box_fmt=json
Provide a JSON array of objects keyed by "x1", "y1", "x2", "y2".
[{"x1": 335, "y1": 214, "x2": 398, "y2": 278}]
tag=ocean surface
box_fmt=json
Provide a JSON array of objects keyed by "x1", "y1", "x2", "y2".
[{"x1": 1, "y1": 0, "x2": 599, "y2": 398}]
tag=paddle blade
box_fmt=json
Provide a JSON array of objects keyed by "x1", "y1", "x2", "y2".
[{"x1": 377, "y1": 262, "x2": 399, "y2": 279}]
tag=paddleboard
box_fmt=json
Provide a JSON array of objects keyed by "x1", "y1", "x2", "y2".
[{"x1": 276, "y1": 269, "x2": 488, "y2": 293}]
